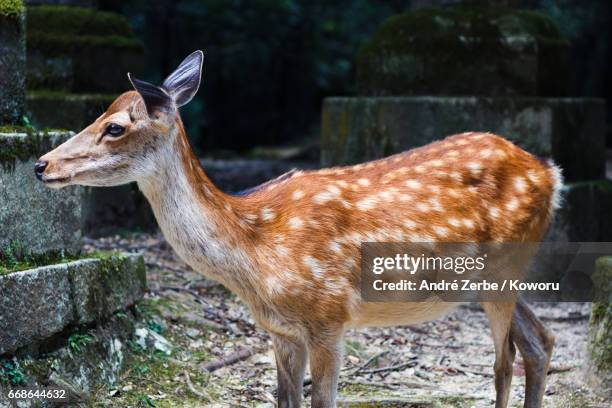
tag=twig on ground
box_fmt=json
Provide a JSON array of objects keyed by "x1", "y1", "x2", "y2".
[
  {"x1": 340, "y1": 379, "x2": 400, "y2": 390},
  {"x1": 540, "y1": 314, "x2": 589, "y2": 322},
  {"x1": 183, "y1": 370, "x2": 212, "y2": 401},
  {"x1": 358, "y1": 359, "x2": 418, "y2": 375},
  {"x1": 548, "y1": 365, "x2": 575, "y2": 374},
  {"x1": 348, "y1": 350, "x2": 389, "y2": 376},
  {"x1": 200, "y1": 347, "x2": 255, "y2": 373}
]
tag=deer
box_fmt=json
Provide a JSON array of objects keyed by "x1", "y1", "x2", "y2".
[{"x1": 36, "y1": 51, "x2": 561, "y2": 408}]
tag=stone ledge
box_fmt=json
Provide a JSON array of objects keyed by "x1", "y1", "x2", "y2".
[
  {"x1": 321, "y1": 96, "x2": 606, "y2": 182},
  {"x1": 0, "y1": 253, "x2": 146, "y2": 355}
]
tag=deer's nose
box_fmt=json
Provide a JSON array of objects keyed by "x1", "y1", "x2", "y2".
[{"x1": 34, "y1": 160, "x2": 48, "y2": 180}]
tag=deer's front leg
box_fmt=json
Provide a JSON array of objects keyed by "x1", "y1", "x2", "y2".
[
  {"x1": 272, "y1": 334, "x2": 307, "y2": 408},
  {"x1": 309, "y1": 333, "x2": 343, "y2": 408}
]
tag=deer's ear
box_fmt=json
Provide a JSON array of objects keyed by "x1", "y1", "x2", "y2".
[
  {"x1": 128, "y1": 73, "x2": 173, "y2": 117},
  {"x1": 161, "y1": 50, "x2": 203, "y2": 108}
]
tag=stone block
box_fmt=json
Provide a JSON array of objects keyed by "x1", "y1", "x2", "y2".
[
  {"x1": 585, "y1": 257, "x2": 612, "y2": 394},
  {"x1": 0, "y1": 131, "x2": 82, "y2": 255},
  {"x1": 321, "y1": 96, "x2": 606, "y2": 182},
  {"x1": 0, "y1": 2, "x2": 25, "y2": 124},
  {"x1": 0, "y1": 261, "x2": 74, "y2": 355},
  {"x1": 26, "y1": 5, "x2": 144, "y2": 93},
  {"x1": 545, "y1": 180, "x2": 612, "y2": 243},
  {"x1": 26, "y1": 92, "x2": 115, "y2": 131},
  {"x1": 0, "y1": 253, "x2": 145, "y2": 355},
  {"x1": 70, "y1": 255, "x2": 146, "y2": 324},
  {"x1": 356, "y1": 7, "x2": 569, "y2": 97}
]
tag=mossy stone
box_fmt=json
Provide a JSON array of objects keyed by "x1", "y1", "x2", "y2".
[
  {"x1": 586, "y1": 257, "x2": 612, "y2": 394},
  {"x1": 0, "y1": 3, "x2": 25, "y2": 124},
  {"x1": 26, "y1": 5, "x2": 144, "y2": 93},
  {"x1": 0, "y1": 0, "x2": 23, "y2": 17},
  {"x1": 356, "y1": 6, "x2": 569, "y2": 97}
]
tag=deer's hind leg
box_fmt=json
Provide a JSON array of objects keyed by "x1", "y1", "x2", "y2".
[
  {"x1": 272, "y1": 334, "x2": 308, "y2": 408},
  {"x1": 481, "y1": 301, "x2": 517, "y2": 408},
  {"x1": 510, "y1": 298, "x2": 555, "y2": 408}
]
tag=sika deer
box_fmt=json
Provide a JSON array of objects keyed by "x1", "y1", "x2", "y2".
[{"x1": 37, "y1": 51, "x2": 560, "y2": 408}]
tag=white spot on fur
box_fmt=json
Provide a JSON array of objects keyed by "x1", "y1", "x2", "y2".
[
  {"x1": 514, "y1": 177, "x2": 527, "y2": 193},
  {"x1": 448, "y1": 218, "x2": 461, "y2": 227},
  {"x1": 288, "y1": 216, "x2": 303, "y2": 229},
  {"x1": 506, "y1": 198, "x2": 519, "y2": 211},
  {"x1": 489, "y1": 206, "x2": 500, "y2": 219},
  {"x1": 276, "y1": 245, "x2": 289, "y2": 256},
  {"x1": 462, "y1": 219, "x2": 475, "y2": 229},
  {"x1": 292, "y1": 190, "x2": 305, "y2": 200},
  {"x1": 329, "y1": 241, "x2": 342, "y2": 253},
  {"x1": 357, "y1": 197, "x2": 378, "y2": 211},
  {"x1": 357, "y1": 178, "x2": 370, "y2": 187},
  {"x1": 434, "y1": 226, "x2": 449, "y2": 237},
  {"x1": 261, "y1": 207, "x2": 275, "y2": 221},
  {"x1": 336, "y1": 180, "x2": 349, "y2": 188},
  {"x1": 527, "y1": 170, "x2": 540, "y2": 184},
  {"x1": 404, "y1": 219, "x2": 417, "y2": 229},
  {"x1": 398, "y1": 194, "x2": 412, "y2": 202},
  {"x1": 405, "y1": 179, "x2": 421, "y2": 189},
  {"x1": 429, "y1": 197, "x2": 443, "y2": 211},
  {"x1": 416, "y1": 202, "x2": 430, "y2": 212},
  {"x1": 303, "y1": 256, "x2": 325, "y2": 279}
]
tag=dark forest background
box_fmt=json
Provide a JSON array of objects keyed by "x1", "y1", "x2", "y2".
[{"x1": 94, "y1": 0, "x2": 611, "y2": 155}]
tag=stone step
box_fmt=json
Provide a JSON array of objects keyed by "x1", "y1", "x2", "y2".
[{"x1": 0, "y1": 253, "x2": 145, "y2": 355}]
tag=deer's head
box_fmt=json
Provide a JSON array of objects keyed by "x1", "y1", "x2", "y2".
[{"x1": 36, "y1": 51, "x2": 203, "y2": 188}]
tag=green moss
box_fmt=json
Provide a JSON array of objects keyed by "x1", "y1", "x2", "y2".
[
  {"x1": 28, "y1": 32, "x2": 143, "y2": 55},
  {"x1": 27, "y1": 5, "x2": 134, "y2": 38},
  {"x1": 0, "y1": 128, "x2": 66, "y2": 170},
  {"x1": 587, "y1": 257, "x2": 612, "y2": 371},
  {"x1": 0, "y1": 0, "x2": 23, "y2": 18},
  {"x1": 0, "y1": 241, "x2": 82, "y2": 275},
  {"x1": 28, "y1": 90, "x2": 115, "y2": 102},
  {"x1": 26, "y1": 5, "x2": 143, "y2": 57},
  {"x1": 356, "y1": 6, "x2": 568, "y2": 96}
]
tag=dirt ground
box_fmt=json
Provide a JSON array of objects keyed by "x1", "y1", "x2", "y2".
[{"x1": 85, "y1": 233, "x2": 609, "y2": 408}]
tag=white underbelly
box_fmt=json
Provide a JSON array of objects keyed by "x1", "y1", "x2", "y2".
[{"x1": 349, "y1": 300, "x2": 460, "y2": 328}]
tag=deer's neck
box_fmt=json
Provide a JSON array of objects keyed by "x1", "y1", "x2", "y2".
[{"x1": 137, "y1": 126, "x2": 256, "y2": 294}]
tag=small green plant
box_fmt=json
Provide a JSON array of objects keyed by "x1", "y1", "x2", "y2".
[
  {"x1": 67, "y1": 333, "x2": 93, "y2": 353},
  {"x1": 0, "y1": 360, "x2": 26, "y2": 385},
  {"x1": 146, "y1": 319, "x2": 162, "y2": 334},
  {"x1": 127, "y1": 340, "x2": 145, "y2": 354},
  {"x1": 21, "y1": 115, "x2": 35, "y2": 132},
  {"x1": 138, "y1": 394, "x2": 156, "y2": 407}
]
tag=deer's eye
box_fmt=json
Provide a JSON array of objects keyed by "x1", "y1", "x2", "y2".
[{"x1": 105, "y1": 123, "x2": 125, "y2": 137}]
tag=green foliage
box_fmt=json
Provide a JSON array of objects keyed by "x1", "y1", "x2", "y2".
[
  {"x1": 68, "y1": 333, "x2": 93, "y2": 353},
  {"x1": 0, "y1": 0, "x2": 23, "y2": 18},
  {"x1": 0, "y1": 360, "x2": 26, "y2": 385}
]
